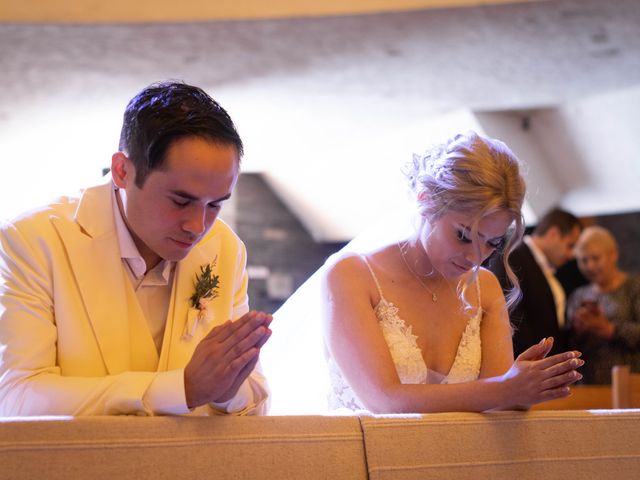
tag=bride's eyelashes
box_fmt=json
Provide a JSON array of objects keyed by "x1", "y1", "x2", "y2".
[
  {"x1": 456, "y1": 228, "x2": 505, "y2": 251},
  {"x1": 456, "y1": 228, "x2": 472, "y2": 244}
]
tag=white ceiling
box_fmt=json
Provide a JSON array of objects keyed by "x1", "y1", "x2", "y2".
[{"x1": 1, "y1": 0, "x2": 639, "y2": 240}]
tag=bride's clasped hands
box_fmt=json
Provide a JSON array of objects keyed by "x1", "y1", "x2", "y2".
[{"x1": 497, "y1": 337, "x2": 583, "y2": 409}]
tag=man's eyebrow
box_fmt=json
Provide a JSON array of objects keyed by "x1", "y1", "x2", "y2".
[
  {"x1": 211, "y1": 193, "x2": 232, "y2": 203},
  {"x1": 172, "y1": 190, "x2": 232, "y2": 203}
]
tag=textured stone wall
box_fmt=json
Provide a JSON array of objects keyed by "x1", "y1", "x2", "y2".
[
  {"x1": 595, "y1": 211, "x2": 640, "y2": 273},
  {"x1": 234, "y1": 173, "x2": 346, "y2": 313}
]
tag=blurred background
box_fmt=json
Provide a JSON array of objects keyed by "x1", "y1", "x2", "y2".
[{"x1": 1, "y1": 0, "x2": 639, "y2": 314}]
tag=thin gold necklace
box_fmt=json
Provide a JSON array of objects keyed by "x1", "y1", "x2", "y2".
[{"x1": 398, "y1": 241, "x2": 438, "y2": 303}]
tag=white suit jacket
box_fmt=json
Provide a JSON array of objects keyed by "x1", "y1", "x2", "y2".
[{"x1": 0, "y1": 179, "x2": 268, "y2": 416}]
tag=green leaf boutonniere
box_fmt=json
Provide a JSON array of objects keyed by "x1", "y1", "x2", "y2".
[
  {"x1": 182, "y1": 258, "x2": 221, "y2": 340},
  {"x1": 190, "y1": 260, "x2": 220, "y2": 310}
]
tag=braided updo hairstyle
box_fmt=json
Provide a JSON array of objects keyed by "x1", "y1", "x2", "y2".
[{"x1": 404, "y1": 131, "x2": 526, "y2": 309}]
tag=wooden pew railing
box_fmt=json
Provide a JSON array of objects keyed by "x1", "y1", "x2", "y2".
[
  {"x1": 612, "y1": 365, "x2": 640, "y2": 408},
  {"x1": 530, "y1": 385, "x2": 612, "y2": 410},
  {"x1": 530, "y1": 365, "x2": 640, "y2": 410}
]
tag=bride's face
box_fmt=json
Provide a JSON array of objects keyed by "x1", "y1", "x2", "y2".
[{"x1": 419, "y1": 209, "x2": 513, "y2": 279}]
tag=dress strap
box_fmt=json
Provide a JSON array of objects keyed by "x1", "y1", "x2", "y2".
[{"x1": 360, "y1": 255, "x2": 385, "y2": 300}]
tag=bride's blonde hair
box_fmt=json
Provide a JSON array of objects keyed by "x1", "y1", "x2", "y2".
[{"x1": 404, "y1": 131, "x2": 526, "y2": 309}]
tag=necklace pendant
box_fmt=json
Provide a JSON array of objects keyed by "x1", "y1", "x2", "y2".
[{"x1": 432, "y1": 293, "x2": 438, "y2": 302}]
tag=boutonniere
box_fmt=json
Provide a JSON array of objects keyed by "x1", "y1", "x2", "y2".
[{"x1": 182, "y1": 257, "x2": 220, "y2": 340}]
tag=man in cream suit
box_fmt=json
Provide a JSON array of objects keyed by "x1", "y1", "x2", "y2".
[{"x1": 0, "y1": 81, "x2": 272, "y2": 416}]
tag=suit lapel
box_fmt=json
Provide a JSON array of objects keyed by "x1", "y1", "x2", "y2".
[
  {"x1": 160, "y1": 233, "x2": 221, "y2": 371},
  {"x1": 51, "y1": 181, "x2": 130, "y2": 374},
  {"x1": 523, "y1": 244, "x2": 557, "y2": 307}
]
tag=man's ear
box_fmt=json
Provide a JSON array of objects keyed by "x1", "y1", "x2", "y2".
[
  {"x1": 111, "y1": 152, "x2": 133, "y2": 189},
  {"x1": 546, "y1": 225, "x2": 561, "y2": 241}
]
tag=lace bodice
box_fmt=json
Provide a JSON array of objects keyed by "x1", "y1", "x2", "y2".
[{"x1": 327, "y1": 256, "x2": 482, "y2": 412}]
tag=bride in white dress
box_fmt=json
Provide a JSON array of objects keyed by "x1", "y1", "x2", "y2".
[{"x1": 322, "y1": 131, "x2": 584, "y2": 413}]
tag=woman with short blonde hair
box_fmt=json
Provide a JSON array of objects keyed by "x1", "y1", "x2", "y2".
[{"x1": 568, "y1": 225, "x2": 640, "y2": 384}]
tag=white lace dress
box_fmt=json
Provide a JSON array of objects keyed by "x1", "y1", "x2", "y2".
[{"x1": 327, "y1": 256, "x2": 483, "y2": 412}]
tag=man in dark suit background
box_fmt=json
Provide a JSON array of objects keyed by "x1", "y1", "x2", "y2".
[{"x1": 489, "y1": 208, "x2": 583, "y2": 357}]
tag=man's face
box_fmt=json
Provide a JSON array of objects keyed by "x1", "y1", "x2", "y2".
[
  {"x1": 545, "y1": 224, "x2": 582, "y2": 269},
  {"x1": 113, "y1": 136, "x2": 239, "y2": 269}
]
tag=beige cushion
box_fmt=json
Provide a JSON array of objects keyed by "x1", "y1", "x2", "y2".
[
  {"x1": 0, "y1": 415, "x2": 367, "y2": 480},
  {"x1": 360, "y1": 409, "x2": 640, "y2": 480},
  {"x1": 4, "y1": 410, "x2": 640, "y2": 480}
]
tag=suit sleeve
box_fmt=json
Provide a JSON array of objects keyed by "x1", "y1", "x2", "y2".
[{"x1": 0, "y1": 219, "x2": 190, "y2": 416}]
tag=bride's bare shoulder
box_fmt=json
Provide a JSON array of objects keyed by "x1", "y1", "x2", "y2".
[
  {"x1": 325, "y1": 244, "x2": 397, "y2": 276},
  {"x1": 323, "y1": 251, "x2": 366, "y2": 281}
]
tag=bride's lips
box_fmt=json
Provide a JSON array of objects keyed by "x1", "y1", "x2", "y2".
[{"x1": 452, "y1": 261, "x2": 471, "y2": 273}]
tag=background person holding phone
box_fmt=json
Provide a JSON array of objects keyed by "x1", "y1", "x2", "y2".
[{"x1": 567, "y1": 226, "x2": 640, "y2": 384}]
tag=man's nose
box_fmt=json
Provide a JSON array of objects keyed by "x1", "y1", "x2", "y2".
[{"x1": 182, "y1": 206, "x2": 207, "y2": 235}]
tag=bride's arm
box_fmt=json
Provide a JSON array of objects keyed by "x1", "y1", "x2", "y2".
[
  {"x1": 321, "y1": 257, "x2": 582, "y2": 414},
  {"x1": 321, "y1": 254, "x2": 414, "y2": 410}
]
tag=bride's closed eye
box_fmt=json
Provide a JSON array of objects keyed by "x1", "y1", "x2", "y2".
[
  {"x1": 457, "y1": 228, "x2": 505, "y2": 251},
  {"x1": 456, "y1": 229, "x2": 472, "y2": 244}
]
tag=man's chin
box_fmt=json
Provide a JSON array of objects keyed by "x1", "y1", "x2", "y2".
[
  {"x1": 162, "y1": 247, "x2": 193, "y2": 262},
  {"x1": 165, "y1": 238, "x2": 198, "y2": 258}
]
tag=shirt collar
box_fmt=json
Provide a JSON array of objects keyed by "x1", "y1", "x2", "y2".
[
  {"x1": 111, "y1": 186, "x2": 173, "y2": 281},
  {"x1": 523, "y1": 235, "x2": 555, "y2": 273}
]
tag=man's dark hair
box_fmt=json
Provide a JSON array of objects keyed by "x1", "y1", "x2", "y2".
[
  {"x1": 533, "y1": 208, "x2": 582, "y2": 236},
  {"x1": 118, "y1": 81, "x2": 244, "y2": 187}
]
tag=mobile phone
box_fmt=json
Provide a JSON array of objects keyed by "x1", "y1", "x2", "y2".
[{"x1": 581, "y1": 299, "x2": 599, "y2": 312}]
